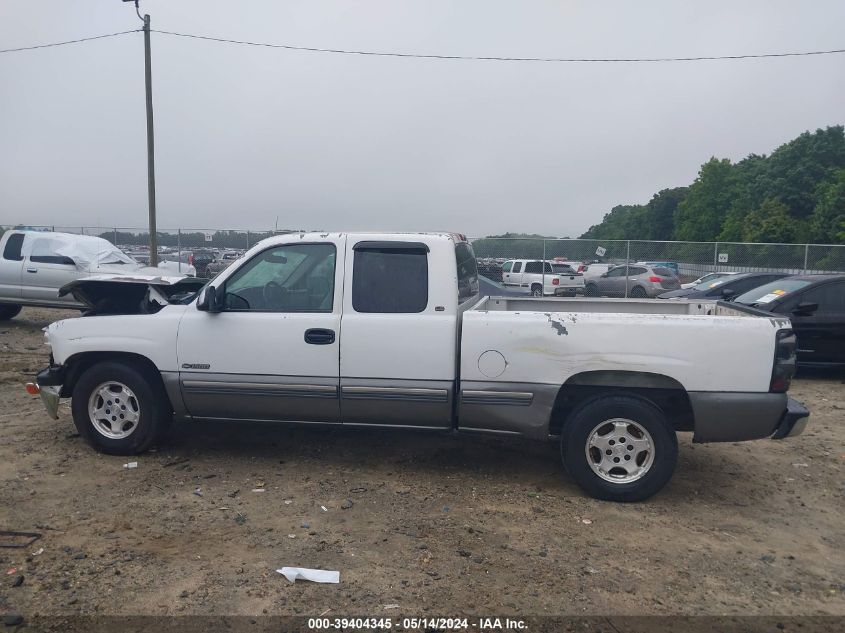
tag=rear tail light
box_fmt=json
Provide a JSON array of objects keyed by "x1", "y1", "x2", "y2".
[
  {"x1": 577, "y1": 265, "x2": 585, "y2": 273},
  {"x1": 770, "y1": 329, "x2": 797, "y2": 393},
  {"x1": 189, "y1": 254, "x2": 194, "y2": 266},
  {"x1": 552, "y1": 278, "x2": 560, "y2": 285},
  {"x1": 648, "y1": 276, "x2": 662, "y2": 283}
]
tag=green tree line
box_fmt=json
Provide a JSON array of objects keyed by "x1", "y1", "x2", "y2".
[{"x1": 580, "y1": 126, "x2": 845, "y2": 245}]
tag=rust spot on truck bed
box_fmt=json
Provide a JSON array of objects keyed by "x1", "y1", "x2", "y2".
[{"x1": 547, "y1": 315, "x2": 568, "y2": 336}]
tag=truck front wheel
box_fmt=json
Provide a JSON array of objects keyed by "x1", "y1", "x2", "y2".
[
  {"x1": 0, "y1": 304, "x2": 22, "y2": 320},
  {"x1": 561, "y1": 395, "x2": 677, "y2": 502},
  {"x1": 71, "y1": 361, "x2": 171, "y2": 455}
]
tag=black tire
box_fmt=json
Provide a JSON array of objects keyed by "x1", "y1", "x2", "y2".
[
  {"x1": 561, "y1": 394, "x2": 677, "y2": 502},
  {"x1": 630, "y1": 286, "x2": 647, "y2": 298},
  {"x1": 0, "y1": 304, "x2": 22, "y2": 320},
  {"x1": 531, "y1": 284, "x2": 543, "y2": 297},
  {"x1": 584, "y1": 283, "x2": 598, "y2": 297},
  {"x1": 71, "y1": 361, "x2": 171, "y2": 455}
]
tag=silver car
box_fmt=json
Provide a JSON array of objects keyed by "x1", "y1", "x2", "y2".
[{"x1": 584, "y1": 264, "x2": 680, "y2": 298}]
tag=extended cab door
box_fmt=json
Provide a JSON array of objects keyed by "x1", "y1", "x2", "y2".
[
  {"x1": 0, "y1": 233, "x2": 25, "y2": 300},
  {"x1": 176, "y1": 237, "x2": 345, "y2": 422},
  {"x1": 20, "y1": 234, "x2": 83, "y2": 304},
  {"x1": 339, "y1": 236, "x2": 457, "y2": 429}
]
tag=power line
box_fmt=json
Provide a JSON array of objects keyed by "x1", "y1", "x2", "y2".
[
  {"x1": 0, "y1": 29, "x2": 141, "y2": 54},
  {"x1": 1, "y1": 27, "x2": 844, "y2": 63},
  {"x1": 151, "y1": 29, "x2": 845, "y2": 63}
]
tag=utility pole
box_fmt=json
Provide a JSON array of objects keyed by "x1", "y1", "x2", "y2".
[{"x1": 126, "y1": 0, "x2": 158, "y2": 265}]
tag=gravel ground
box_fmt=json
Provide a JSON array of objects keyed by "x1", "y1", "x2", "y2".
[{"x1": 0, "y1": 307, "x2": 843, "y2": 620}]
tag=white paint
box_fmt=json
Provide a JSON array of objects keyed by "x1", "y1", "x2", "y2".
[{"x1": 43, "y1": 232, "x2": 786, "y2": 422}]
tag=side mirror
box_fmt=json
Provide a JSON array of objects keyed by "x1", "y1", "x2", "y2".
[
  {"x1": 792, "y1": 302, "x2": 818, "y2": 317},
  {"x1": 197, "y1": 285, "x2": 223, "y2": 313},
  {"x1": 720, "y1": 288, "x2": 737, "y2": 300}
]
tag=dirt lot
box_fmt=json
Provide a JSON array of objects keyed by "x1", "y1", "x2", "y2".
[{"x1": 1, "y1": 307, "x2": 843, "y2": 620}]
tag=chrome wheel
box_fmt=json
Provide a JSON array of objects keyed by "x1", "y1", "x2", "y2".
[
  {"x1": 88, "y1": 381, "x2": 141, "y2": 439},
  {"x1": 585, "y1": 418, "x2": 654, "y2": 484}
]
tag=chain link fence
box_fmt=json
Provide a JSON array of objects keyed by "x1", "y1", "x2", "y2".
[
  {"x1": 470, "y1": 237, "x2": 845, "y2": 298},
  {"x1": 3, "y1": 225, "x2": 845, "y2": 288}
]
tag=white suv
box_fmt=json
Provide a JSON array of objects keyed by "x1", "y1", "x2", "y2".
[{"x1": 502, "y1": 260, "x2": 585, "y2": 296}]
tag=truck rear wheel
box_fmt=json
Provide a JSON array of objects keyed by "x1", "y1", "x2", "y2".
[
  {"x1": 0, "y1": 304, "x2": 22, "y2": 320},
  {"x1": 71, "y1": 361, "x2": 171, "y2": 455},
  {"x1": 561, "y1": 395, "x2": 677, "y2": 502},
  {"x1": 531, "y1": 284, "x2": 543, "y2": 297}
]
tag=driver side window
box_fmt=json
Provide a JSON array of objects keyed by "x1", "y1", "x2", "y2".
[{"x1": 223, "y1": 243, "x2": 336, "y2": 312}]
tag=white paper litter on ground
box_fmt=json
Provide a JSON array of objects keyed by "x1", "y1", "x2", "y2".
[{"x1": 277, "y1": 567, "x2": 340, "y2": 584}]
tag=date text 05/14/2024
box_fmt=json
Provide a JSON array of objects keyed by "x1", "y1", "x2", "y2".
[{"x1": 307, "y1": 617, "x2": 528, "y2": 630}]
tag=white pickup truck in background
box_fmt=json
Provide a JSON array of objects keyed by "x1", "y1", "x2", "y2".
[
  {"x1": 0, "y1": 230, "x2": 194, "y2": 319},
  {"x1": 32, "y1": 232, "x2": 808, "y2": 501},
  {"x1": 502, "y1": 259, "x2": 585, "y2": 296}
]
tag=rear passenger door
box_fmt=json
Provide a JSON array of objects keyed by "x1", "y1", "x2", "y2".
[
  {"x1": 0, "y1": 233, "x2": 25, "y2": 300},
  {"x1": 339, "y1": 237, "x2": 456, "y2": 429},
  {"x1": 598, "y1": 266, "x2": 626, "y2": 296}
]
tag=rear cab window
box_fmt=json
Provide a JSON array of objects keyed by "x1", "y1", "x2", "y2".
[
  {"x1": 455, "y1": 242, "x2": 479, "y2": 304},
  {"x1": 352, "y1": 242, "x2": 429, "y2": 313}
]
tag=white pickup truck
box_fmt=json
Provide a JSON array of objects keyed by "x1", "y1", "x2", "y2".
[
  {"x1": 32, "y1": 232, "x2": 808, "y2": 501},
  {"x1": 502, "y1": 259, "x2": 584, "y2": 296},
  {"x1": 0, "y1": 230, "x2": 194, "y2": 319}
]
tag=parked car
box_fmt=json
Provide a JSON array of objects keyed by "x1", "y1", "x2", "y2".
[
  {"x1": 206, "y1": 252, "x2": 242, "y2": 277},
  {"x1": 476, "y1": 259, "x2": 503, "y2": 282},
  {"x1": 734, "y1": 274, "x2": 845, "y2": 367},
  {"x1": 501, "y1": 259, "x2": 584, "y2": 296},
  {"x1": 681, "y1": 271, "x2": 740, "y2": 290},
  {"x1": 187, "y1": 250, "x2": 216, "y2": 278},
  {"x1": 0, "y1": 230, "x2": 195, "y2": 319},
  {"x1": 658, "y1": 272, "x2": 787, "y2": 301},
  {"x1": 32, "y1": 231, "x2": 808, "y2": 502},
  {"x1": 584, "y1": 264, "x2": 680, "y2": 298}
]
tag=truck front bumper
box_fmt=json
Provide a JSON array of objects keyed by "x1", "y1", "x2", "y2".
[{"x1": 34, "y1": 365, "x2": 66, "y2": 420}]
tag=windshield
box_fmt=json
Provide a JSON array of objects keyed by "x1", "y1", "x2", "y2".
[
  {"x1": 734, "y1": 279, "x2": 812, "y2": 306},
  {"x1": 694, "y1": 277, "x2": 731, "y2": 291}
]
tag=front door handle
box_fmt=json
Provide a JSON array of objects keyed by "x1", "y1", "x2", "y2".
[
  {"x1": 26, "y1": 267, "x2": 37, "y2": 273},
  {"x1": 304, "y1": 328, "x2": 335, "y2": 345}
]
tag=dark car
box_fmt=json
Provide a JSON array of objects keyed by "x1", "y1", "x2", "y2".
[
  {"x1": 734, "y1": 274, "x2": 845, "y2": 367},
  {"x1": 190, "y1": 250, "x2": 216, "y2": 278},
  {"x1": 657, "y1": 272, "x2": 788, "y2": 301}
]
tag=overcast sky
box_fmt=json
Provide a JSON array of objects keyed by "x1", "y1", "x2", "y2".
[{"x1": 1, "y1": 1, "x2": 843, "y2": 237}]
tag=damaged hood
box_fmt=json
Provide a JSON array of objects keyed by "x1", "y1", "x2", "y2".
[{"x1": 59, "y1": 274, "x2": 206, "y2": 314}]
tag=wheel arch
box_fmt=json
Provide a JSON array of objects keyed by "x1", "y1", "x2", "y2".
[
  {"x1": 549, "y1": 370, "x2": 694, "y2": 436},
  {"x1": 61, "y1": 352, "x2": 171, "y2": 410}
]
